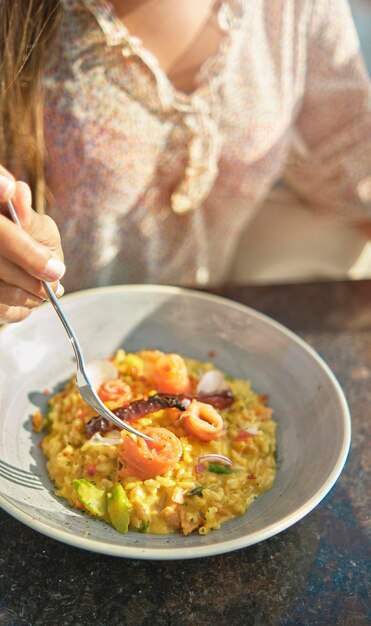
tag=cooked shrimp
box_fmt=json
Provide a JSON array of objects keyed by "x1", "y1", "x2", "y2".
[
  {"x1": 98, "y1": 379, "x2": 132, "y2": 404},
  {"x1": 182, "y1": 400, "x2": 224, "y2": 441},
  {"x1": 138, "y1": 350, "x2": 164, "y2": 364},
  {"x1": 119, "y1": 427, "x2": 182, "y2": 480},
  {"x1": 152, "y1": 353, "x2": 191, "y2": 394}
]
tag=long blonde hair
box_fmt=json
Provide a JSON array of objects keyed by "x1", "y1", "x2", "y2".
[{"x1": 0, "y1": 0, "x2": 62, "y2": 212}]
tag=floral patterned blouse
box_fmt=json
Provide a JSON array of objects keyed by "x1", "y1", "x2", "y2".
[{"x1": 43, "y1": 0, "x2": 371, "y2": 292}]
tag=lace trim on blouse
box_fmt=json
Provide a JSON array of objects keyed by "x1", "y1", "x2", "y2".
[{"x1": 81, "y1": 0, "x2": 246, "y2": 214}]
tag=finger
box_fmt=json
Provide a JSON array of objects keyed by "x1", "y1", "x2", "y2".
[
  {"x1": 0, "y1": 257, "x2": 64, "y2": 300},
  {"x1": 3, "y1": 180, "x2": 64, "y2": 264},
  {"x1": 0, "y1": 215, "x2": 66, "y2": 281},
  {"x1": 11, "y1": 181, "x2": 33, "y2": 227},
  {"x1": 13, "y1": 187, "x2": 64, "y2": 262},
  {"x1": 0, "y1": 169, "x2": 16, "y2": 202},
  {"x1": 28, "y1": 212, "x2": 64, "y2": 259},
  {"x1": 0, "y1": 165, "x2": 14, "y2": 179},
  {"x1": 0, "y1": 282, "x2": 43, "y2": 308},
  {"x1": 0, "y1": 303, "x2": 32, "y2": 324}
]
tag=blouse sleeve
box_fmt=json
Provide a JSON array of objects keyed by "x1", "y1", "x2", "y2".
[{"x1": 283, "y1": 0, "x2": 371, "y2": 222}]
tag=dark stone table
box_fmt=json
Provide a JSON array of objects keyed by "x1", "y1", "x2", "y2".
[{"x1": 1, "y1": 280, "x2": 370, "y2": 626}]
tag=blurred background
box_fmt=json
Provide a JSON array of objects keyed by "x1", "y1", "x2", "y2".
[
  {"x1": 350, "y1": 0, "x2": 371, "y2": 73},
  {"x1": 231, "y1": 0, "x2": 371, "y2": 285}
]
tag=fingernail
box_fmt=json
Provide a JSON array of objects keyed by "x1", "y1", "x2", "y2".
[
  {"x1": 56, "y1": 283, "x2": 65, "y2": 298},
  {"x1": 43, "y1": 257, "x2": 66, "y2": 280},
  {"x1": 0, "y1": 175, "x2": 16, "y2": 199}
]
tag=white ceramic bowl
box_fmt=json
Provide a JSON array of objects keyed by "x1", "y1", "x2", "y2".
[{"x1": 0, "y1": 285, "x2": 350, "y2": 559}]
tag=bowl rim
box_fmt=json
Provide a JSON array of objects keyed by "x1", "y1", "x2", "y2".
[{"x1": 0, "y1": 284, "x2": 351, "y2": 559}]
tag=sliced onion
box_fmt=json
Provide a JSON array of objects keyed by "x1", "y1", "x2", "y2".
[
  {"x1": 88, "y1": 431, "x2": 122, "y2": 446},
  {"x1": 196, "y1": 370, "x2": 228, "y2": 394},
  {"x1": 85, "y1": 358, "x2": 119, "y2": 391},
  {"x1": 198, "y1": 454, "x2": 232, "y2": 466}
]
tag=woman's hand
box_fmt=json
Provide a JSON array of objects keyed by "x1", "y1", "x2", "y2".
[{"x1": 0, "y1": 166, "x2": 66, "y2": 324}]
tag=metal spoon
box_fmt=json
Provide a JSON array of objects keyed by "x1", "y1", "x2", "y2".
[{"x1": 7, "y1": 199, "x2": 152, "y2": 442}]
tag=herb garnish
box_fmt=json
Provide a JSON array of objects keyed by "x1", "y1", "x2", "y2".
[
  {"x1": 208, "y1": 463, "x2": 234, "y2": 474},
  {"x1": 187, "y1": 485, "x2": 205, "y2": 496}
]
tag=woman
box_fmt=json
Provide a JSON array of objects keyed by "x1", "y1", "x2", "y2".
[{"x1": 0, "y1": 0, "x2": 370, "y2": 323}]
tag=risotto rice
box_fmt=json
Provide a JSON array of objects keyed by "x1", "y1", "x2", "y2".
[{"x1": 34, "y1": 350, "x2": 277, "y2": 536}]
